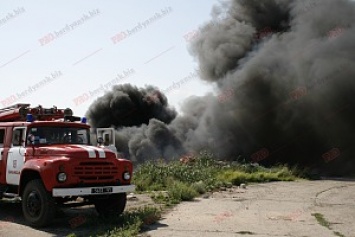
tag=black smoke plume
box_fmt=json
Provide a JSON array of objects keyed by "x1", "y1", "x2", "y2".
[
  {"x1": 87, "y1": 84, "x2": 176, "y2": 128},
  {"x1": 87, "y1": 0, "x2": 355, "y2": 174},
  {"x1": 86, "y1": 84, "x2": 184, "y2": 163}
]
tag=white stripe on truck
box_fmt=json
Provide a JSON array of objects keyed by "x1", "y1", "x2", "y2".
[
  {"x1": 75, "y1": 145, "x2": 96, "y2": 158},
  {"x1": 91, "y1": 146, "x2": 106, "y2": 158}
]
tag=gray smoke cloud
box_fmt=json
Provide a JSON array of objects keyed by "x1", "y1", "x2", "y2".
[
  {"x1": 87, "y1": 0, "x2": 355, "y2": 173},
  {"x1": 187, "y1": 0, "x2": 355, "y2": 171}
]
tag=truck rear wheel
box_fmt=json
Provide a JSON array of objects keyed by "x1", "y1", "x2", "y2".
[
  {"x1": 22, "y1": 179, "x2": 56, "y2": 227},
  {"x1": 94, "y1": 193, "x2": 127, "y2": 217}
]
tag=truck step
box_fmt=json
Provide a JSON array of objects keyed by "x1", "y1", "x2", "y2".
[{"x1": 2, "y1": 193, "x2": 19, "y2": 198}]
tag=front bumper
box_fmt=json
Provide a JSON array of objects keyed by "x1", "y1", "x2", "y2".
[{"x1": 52, "y1": 185, "x2": 135, "y2": 197}]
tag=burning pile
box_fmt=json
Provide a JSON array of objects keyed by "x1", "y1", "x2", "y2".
[{"x1": 87, "y1": 0, "x2": 355, "y2": 174}]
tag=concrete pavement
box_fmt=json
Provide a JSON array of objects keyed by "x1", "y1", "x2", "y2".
[{"x1": 145, "y1": 180, "x2": 355, "y2": 237}]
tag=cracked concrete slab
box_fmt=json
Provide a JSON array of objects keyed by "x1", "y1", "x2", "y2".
[{"x1": 145, "y1": 180, "x2": 355, "y2": 237}]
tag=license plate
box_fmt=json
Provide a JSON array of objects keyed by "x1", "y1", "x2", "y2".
[{"x1": 91, "y1": 187, "x2": 113, "y2": 194}]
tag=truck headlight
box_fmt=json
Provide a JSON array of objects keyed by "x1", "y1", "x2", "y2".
[
  {"x1": 57, "y1": 172, "x2": 67, "y2": 182},
  {"x1": 123, "y1": 172, "x2": 131, "y2": 180}
]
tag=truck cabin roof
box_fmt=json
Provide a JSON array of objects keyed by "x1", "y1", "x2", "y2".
[{"x1": 0, "y1": 121, "x2": 90, "y2": 128}]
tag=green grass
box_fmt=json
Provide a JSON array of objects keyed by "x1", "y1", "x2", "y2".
[
  {"x1": 217, "y1": 167, "x2": 296, "y2": 185},
  {"x1": 133, "y1": 151, "x2": 298, "y2": 206},
  {"x1": 168, "y1": 181, "x2": 199, "y2": 202},
  {"x1": 312, "y1": 213, "x2": 346, "y2": 237},
  {"x1": 333, "y1": 231, "x2": 346, "y2": 237},
  {"x1": 312, "y1": 213, "x2": 331, "y2": 229},
  {"x1": 67, "y1": 206, "x2": 161, "y2": 237}
]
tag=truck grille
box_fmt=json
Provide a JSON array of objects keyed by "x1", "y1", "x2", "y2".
[{"x1": 74, "y1": 162, "x2": 118, "y2": 181}]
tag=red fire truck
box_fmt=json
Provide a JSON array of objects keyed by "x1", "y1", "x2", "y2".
[{"x1": 0, "y1": 104, "x2": 134, "y2": 227}]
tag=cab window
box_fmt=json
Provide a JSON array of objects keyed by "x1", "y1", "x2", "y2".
[
  {"x1": 12, "y1": 128, "x2": 25, "y2": 147},
  {"x1": 0, "y1": 129, "x2": 5, "y2": 148}
]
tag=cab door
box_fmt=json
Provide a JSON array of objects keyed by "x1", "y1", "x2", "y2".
[
  {"x1": 0, "y1": 128, "x2": 5, "y2": 161},
  {"x1": 6, "y1": 127, "x2": 26, "y2": 185},
  {"x1": 0, "y1": 128, "x2": 6, "y2": 183}
]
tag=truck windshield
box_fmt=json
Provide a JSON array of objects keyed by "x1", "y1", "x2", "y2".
[{"x1": 27, "y1": 127, "x2": 90, "y2": 145}]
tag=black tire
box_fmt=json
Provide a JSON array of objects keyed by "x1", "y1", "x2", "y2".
[
  {"x1": 22, "y1": 179, "x2": 56, "y2": 227},
  {"x1": 94, "y1": 193, "x2": 127, "y2": 217}
]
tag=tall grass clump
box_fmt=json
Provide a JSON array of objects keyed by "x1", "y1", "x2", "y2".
[{"x1": 133, "y1": 152, "x2": 223, "y2": 193}]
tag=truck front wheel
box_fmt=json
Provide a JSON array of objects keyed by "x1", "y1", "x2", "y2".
[
  {"x1": 94, "y1": 193, "x2": 127, "y2": 217},
  {"x1": 22, "y1": 179, "x2": 56, "y2": 227}
]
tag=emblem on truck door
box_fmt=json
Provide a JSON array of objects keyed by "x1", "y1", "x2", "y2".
[{"x1": 13, "y1": 160, "x2": 17, "y2": 168}]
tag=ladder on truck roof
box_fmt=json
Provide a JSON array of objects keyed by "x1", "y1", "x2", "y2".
[
  {"x1": 0, "y1": 104, "x2": 30, "y2": 112},
  {"x1": 0, "y1": 103, "x2": 72, "y2": 122}
]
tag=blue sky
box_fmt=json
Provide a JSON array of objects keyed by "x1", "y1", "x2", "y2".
[{"x1": 0, "y1": 0, "x2": 218, "y2": 116}]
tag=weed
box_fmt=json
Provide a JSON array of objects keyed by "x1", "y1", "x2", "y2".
[
  {"x1": 66, "y1": 206, "x2": 161, "y2": 237},
  {"x1": 191, "y1": 181, "x2": 207, "y2": 194},
  {"x1": 168, "y1": 181, "x2": 199, "y2": 202},
  {"x1": 312, "y1": 213, "x2": 346, "y2": 237},
  {"x1": 217, "y1": 168, "x2": 296, "y2": 186},
  {"x1": 237, "y1": 231, "x2": 255, "y2": 235},
  {"x1": 133, "y1": 152, "x2": 223, "y2": 194},
  {"x1": 333, "y1": 231, "x2": 346, "y2": 237},
  {"x1": 67, "y1": 234, "x2": 77, "y2": 237},
  {"x1": 312, "y1": 213, "x2": 331, "y2": 229}
]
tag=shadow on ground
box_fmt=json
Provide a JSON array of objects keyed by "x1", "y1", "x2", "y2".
[
  {"x1": 0, "y1": 199, "x2": 101, "y2": 237},
  {"x1": 0, "y1": 194, "x2": 156, "y2": 237}
]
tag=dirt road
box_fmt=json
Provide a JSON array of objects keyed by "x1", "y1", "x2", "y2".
[
  {"x1": 1, "y1": 180, "x2": 355, "y2": 237},
  {"x1": 146, "y1": 180, "x2": 355, "y2": 237}
]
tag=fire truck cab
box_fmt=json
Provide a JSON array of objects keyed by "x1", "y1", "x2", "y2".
[{"x1": 0, "y1": 104, "x2": 135, "y2": 227}]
